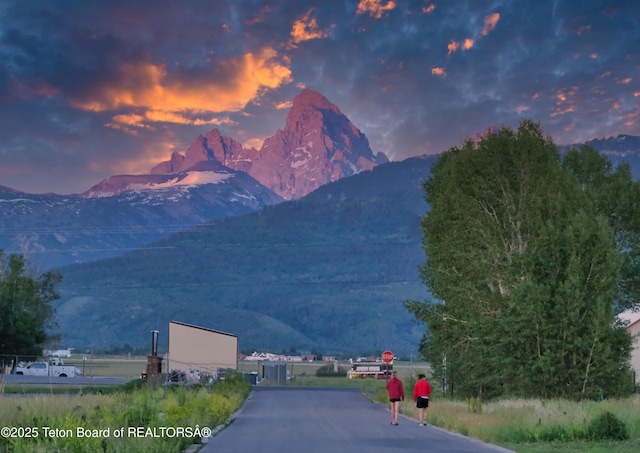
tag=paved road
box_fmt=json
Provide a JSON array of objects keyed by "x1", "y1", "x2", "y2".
[
  {"x1": 201, "y1": 387, "x2": 513, "y2": 453},
  {"x1": 1, "y1": 374, "x2": 127, "y2": 386}
]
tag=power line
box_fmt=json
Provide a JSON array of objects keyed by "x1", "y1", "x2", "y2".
[
  {"x1": 3, "y1": 241, "x2": 419, "y2": 255},
  {"x1": 60, "y1": 278, "x2": 422, "y2": 291}
]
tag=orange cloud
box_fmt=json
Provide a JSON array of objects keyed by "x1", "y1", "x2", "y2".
[
  {"x1": 275, "y1": 101, "x2": 293, "y2": 110},
  {"x1": 432, "y1": 67, "x2": 446, "y2": 77},
  {"x1": 448, "y1": 39, "x2": 473, "y2": 55},
  {"x1": 116, "y1": 113, "x2": 144, "y2": 125},
  {"x1": 289, "y1": 9, "x2": 330, "y2": 46},
  {"x1": 423, "y1": 3, "x2": 435, "y2": 13},
  {"x1": 70, "y1": 47, "x2": 291, "y2": 124},
  {"x1": 550, "y1": 86, "x2": 579, "y2": 117},
  {"x1": 110, "y1": 113, "x2": 149, "y2": 127},
  {"x1": 144, "y1": 111, "x2": 237, "y2": 126},
  {"x1": 619, "y1": 108, "x2": 639, "y2": 128},
  {"x1": 356, "y1": 0, "x2": 396, "y2": 19},
  {"x1": 243, "y1": 137, "x2": 266, "y2": 150},
  {"x1": 617, "y1": 77, "x2": 632, "y2": 85},
  {"x1": 448, "y1": 40, "x2": 460, "y2": 55},
  {"x1": 481, "y1": 13, "x2": 500, "y2": 36},
  {"x1": 106, "y1": 113, "x2": 155, "y2": 135},
  {"x1": 107, "y1": 111, "x2": 237, "y2": 134}
]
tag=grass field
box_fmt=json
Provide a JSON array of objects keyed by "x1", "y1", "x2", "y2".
[{"x1": 65, "y1": 355, "x2": 148, "y2": 378}]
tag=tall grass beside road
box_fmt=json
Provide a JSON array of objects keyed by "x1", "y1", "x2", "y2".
[
  {"x1": 0, "y1": 375, "x2": 250, "y2": 453},
  {"x1": 366, "y1": 380, "x2": 640, "y2": 452}
]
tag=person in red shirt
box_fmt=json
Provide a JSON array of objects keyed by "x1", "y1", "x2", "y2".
[
  {"x1": 413, "y1": 373, "x2": 432, "y2": 426},
  {"x1": 385, "y1": 371, "x2": 404, "y2": 425}
]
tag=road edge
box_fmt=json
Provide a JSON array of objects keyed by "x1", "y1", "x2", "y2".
[
  {"x1": 185, "y1": 389, "x2": 255, "y2": 453},
  {"x1": 361, "y1": 390, "x2": 516, "y2": 453}
]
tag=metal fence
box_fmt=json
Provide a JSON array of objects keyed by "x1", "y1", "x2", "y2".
[{"x1": 0, "y1": 354, "x2": 39, "y2": 374}]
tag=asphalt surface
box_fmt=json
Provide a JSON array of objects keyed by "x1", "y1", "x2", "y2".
[
  {"x1": 201, "y1": 387, "x2": 514, "y2": 453},
  {"x1": 1, "y1": 374, "x2": 127, "y2": 386}
]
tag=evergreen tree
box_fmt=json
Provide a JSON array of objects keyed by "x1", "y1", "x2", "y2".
[
  {"x1": 0, "y1": 251, "x2": 61, "y2": 356},
  {"x1": 406, "y1": 120, "x2": 634, "y2": 400}
]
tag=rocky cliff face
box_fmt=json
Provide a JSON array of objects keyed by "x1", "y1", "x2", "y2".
[
  {"x1": 246, "y1": 89, "x2": 387, "y2": 199},
  {"x1": 150, "y1": 130, "x2": 253, "y2": 175},
  {"x1": 148, "y1": 89, "x2": 387, "y2": 200}
]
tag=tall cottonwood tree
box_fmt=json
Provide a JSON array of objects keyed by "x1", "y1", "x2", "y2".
[
  {"x1": 0, "y1": 251, "x2": 61, "y2": 356},
  {"x1": 406, "y1": 120, "x2": 633, "y2": 400},
  {"x1": 562, "y1": 146, "x2": 640, "y2": 312}
]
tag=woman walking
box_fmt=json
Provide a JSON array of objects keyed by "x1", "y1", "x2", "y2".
[
  {"x1": 385, "y1": 371, "x2": 404, "y2": 425},
  {"x1": 413, "y1": 373, "x2": 432, "y2": 426}
]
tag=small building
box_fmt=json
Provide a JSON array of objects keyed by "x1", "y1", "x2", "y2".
[
  {"x1": 262, "y1": 362, "x2": 289, "y2": 384},
  {"x1": 168, "y1": 321, "x2": 238, "y2": 378},
  {"x1": 620, "y1": 310, "x2": 640, "y2": 383}
]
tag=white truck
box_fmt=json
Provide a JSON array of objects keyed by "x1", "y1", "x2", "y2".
[{"x1": 15, "y1": 358, "x2": 82, "y2": 377}]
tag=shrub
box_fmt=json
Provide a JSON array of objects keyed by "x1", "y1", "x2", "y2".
[
  {"x1": 467, "y1": 396, "x2": 482, "y2": 414},
  {"x1": 587, "y1": 411, "x2": 629, "y2": 441},
  {"x1": 315, "y1": 365, "x2": 347, "y2": 377}
]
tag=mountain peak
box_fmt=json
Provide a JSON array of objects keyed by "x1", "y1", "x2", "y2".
[
  {"x1": 292, "y1": 88, "x2": 339, "y2": 111},
  {"x1": 147, "y1": 89, "x2": 387, "y2": 200}
]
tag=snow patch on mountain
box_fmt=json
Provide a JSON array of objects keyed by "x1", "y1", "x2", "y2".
[
  {"x1": 85, "y1": 171, "x2": 234, "y2": 198},
  {"x1": 130, "y1": 171, "x2": 232, "y2": 191},
  {"x1": 0, "y1": 198, "x2": 39, "y2": 203}
]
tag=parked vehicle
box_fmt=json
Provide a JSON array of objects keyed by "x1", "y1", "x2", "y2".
[
  {"x1": 15, "y1": 358, "x2": 82, "y2": 377},
  {"x1": 347, "y1": 361, "x2": 393, "y2": 379}
]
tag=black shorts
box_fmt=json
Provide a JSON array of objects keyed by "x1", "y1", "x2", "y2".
[
  {"x1": 416, "y1": 397, "x2": 429, "y2": 408},
  {"x1": 389, "y1": 398, "x2": 402, "y2": 403}
]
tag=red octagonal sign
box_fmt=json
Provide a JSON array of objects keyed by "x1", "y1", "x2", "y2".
[{"x1": 381, "y1": 350, "x2": 394, "y2": 363}]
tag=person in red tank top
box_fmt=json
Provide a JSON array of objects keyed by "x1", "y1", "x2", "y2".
[
  {"x1": 413, "y1": 373, "x2": 432, "y2": 425},
  {"x1": 385, "y1": 371, "x2": 404, "y2": 425}
]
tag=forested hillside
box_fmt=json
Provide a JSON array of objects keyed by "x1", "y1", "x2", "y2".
[{"x1": 53, "y1": 156, "x2": 438, "y2": 354}]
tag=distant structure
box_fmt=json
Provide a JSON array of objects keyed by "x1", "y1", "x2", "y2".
[
  {"x1": 145, "y1": 330, "x2": 163, "y2": 380},
  {"x1": 244, "y1": 351, "x2": 303, "y2": 362},
  {"x1": 168, "y1": 321, "x2": 238, "y2": 377},
  {"x1": 43, "y1": 348, "x2": 73, "y2": 358},
  {"x1": 620, "y1": 310, "x2": 640, "y2": 384}
]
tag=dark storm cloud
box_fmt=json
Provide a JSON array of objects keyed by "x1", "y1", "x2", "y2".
[{"x1": 0, "y1": 0, "x2": 638, "y2": 193}]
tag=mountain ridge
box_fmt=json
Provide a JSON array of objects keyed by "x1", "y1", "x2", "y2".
[
  {"x1": 49, "y1": 135, "x2": 640, "y2": 354},
  {"x1": 144, "y1": 88, "x2": 388, "y2": 200},
  {"x1": 0, "y1": 89, "x2": 387, "y2": 270},
  {"x1": 53, "y1": 155, "x2": 437, "y2": 354}
]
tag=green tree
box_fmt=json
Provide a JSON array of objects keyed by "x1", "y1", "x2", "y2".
[
  {"x1": 406, "y1": 120, "x2": 633, "y2": 400},
  {"x1": 0, "y1": 251, "x2": 61, "y2": 356},
  {"x1": 562, "y1": 145, "x2": 640, "y2": 312}
]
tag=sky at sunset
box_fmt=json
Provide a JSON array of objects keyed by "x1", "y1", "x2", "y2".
[{"x1": 0, "y1": 0, "x2": 638, "y2": 194}]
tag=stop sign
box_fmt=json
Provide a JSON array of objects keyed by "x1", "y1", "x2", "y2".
[{"x1": 381, "y1": 350, "x2": 394, "y2": 363}]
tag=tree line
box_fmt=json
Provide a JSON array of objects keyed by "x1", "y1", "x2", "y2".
[{"x1": 407, "y1": 120, "x2": 639, "y2": 400}]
